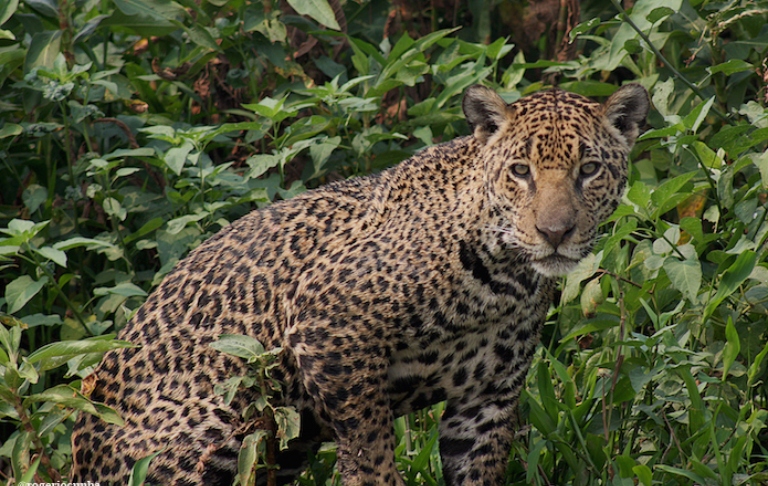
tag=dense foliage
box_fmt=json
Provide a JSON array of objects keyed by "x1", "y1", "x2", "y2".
[{"x1": 1, "y1": 0, "x2": 767, "y2": 484}]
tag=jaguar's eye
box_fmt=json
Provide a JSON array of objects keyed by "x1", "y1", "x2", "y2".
[
  {"x1": 580, "y1": 162, "x2": 600, "y2": 177},
  {"x1": 511, "y1": 164, "x2": 530, "y2": 177}
]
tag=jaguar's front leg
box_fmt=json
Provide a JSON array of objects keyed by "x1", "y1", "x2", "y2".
[{"x1": 439, "y1": 392, "x2": 518, "y2": 485}]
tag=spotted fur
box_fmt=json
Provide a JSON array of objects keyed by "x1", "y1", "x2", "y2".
[{"x1": 70, "y1": 84, "x2": 648, "y2": 486}]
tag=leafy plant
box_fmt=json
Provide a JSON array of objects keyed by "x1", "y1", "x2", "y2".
[{"x1": 210, "y1": 334, "x2": 301, "y2": 486}]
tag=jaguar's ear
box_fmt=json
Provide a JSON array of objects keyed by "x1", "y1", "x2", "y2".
[
  {"x1": 463, "y1": 85, "x2": 512, "y2": 143},
  {"x1": 603, "y1": 83, "x2": 650, "y2": 146}
]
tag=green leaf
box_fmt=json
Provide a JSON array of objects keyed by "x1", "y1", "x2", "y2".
[
  {"x1": 285, "y1": 0, "x2": 340, "y2": 30},
  {"x1": 102, "y1": 197, "x2": 127, "y2": 221},
  {"x1": 163, "y1": 140, "x2": 194, "y2": 175},
  {"x1": 656, "y1": 465, "x2": 710, "y2": 484},
  {"x1": 274, "y1": 406, "x2": 301, "y2": 450},
  {"x1": 0, "y1": 123, "x2": 22, "y2": 139},
  {"x1": 129, "y1": 449, "x2": 164, "y2": 486},
  {"x1": 238, "y1": 430, "x2": 269, "y2": 485},
  {"x1": 580, "y1": 277, "x2": 603, "y2": 316},
  {"x1": 113, "y1": 0, "x2": 186, "y2": 21},
  {"x1": 5, "y1": 276, "x2": 48, "y2": 314},
  {"x1": 569, "y1": 17, "x2": 600, "y2": 41},
  {"x1": 93, "y1": 282, "x2": 148, "y2": 298},
  {"x1": 17, "y1": 455, "x2": 41, "y2": 485},
  {"x1": 651, "y1": 171, "x2": 696, "y2": 216},
  {"x1": 646, "y1": 6, "x2": 674, "y2": 23},
  {"x1": 693, "y1": 140, "x2": 723, "y2": 169},
  {"x1": 103, "y1": 147, "x2": 155, "y2": 160},
  {"x1": 633, "y1": 464, "x2": 653, "y2": 486},
  {"x1": 0, "y1": 0, "x2": 18, "y2": 26},
  {"x1": 708, "y1": 59, "x2": 754, "y2": 76},
  {"x1": 663, "y1": 257, "x2": 702, "y2": 303},
  {"x1": 21, "y1": 184, "x2": 47, "y2": 213},
  {"x1": 245, "y1": 154, "x2": 281, "y2": 179},
  {"x1": 34, "y1": 246, "x2": 67, "y2": 267},
  {"x1": 53, "y1": 236, "x2": 118, "y2": 252},
  {"x1": 24, "y1": 384, "x2": 100, "y2": 413},
  {"x1": 24, "y1": 30, "x2": 62, "y2": 72},
  {"x1": 683, "y1": 96, "x2": 715, "y2": 133},
  {"x1": 756, "y1": 150, "x2": 768, "y2": 189},
  {"x1": 209, "y1": 334, "x2": 266, "y2": 360},
  {"x1": 748, "y1": 339, "x2": 768, "y2": 387},
  {"x1": 27, "y1": 336, "x2": 135, "y2": 372},
  {"x1": 722, "y1": 317, "x2": 740, "y2": 379},
  {"x1": 705, "y1": 251, "x2": 757, "y2": 319}
]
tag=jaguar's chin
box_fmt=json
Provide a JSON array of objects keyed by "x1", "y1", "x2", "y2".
[{"x1": 530, "y1": 254, "x2": 581, "y2": 277}]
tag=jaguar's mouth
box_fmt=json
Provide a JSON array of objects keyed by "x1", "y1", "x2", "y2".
[{"x1": 530, "y1": 254, "x2": 581, "y2": 277}]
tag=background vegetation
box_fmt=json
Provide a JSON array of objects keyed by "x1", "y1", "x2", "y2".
[{"x1": 1, "y1": 0, "x2": 767, "y2": 484}]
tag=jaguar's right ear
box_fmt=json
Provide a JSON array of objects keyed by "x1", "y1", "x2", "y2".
[{"x1": 463, "y1": 85, "x2": 512, "y2": 144}]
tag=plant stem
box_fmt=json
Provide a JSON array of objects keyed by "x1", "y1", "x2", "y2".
[{"x1": 12, "y1": 397, "x2": 60, "y2": 481}]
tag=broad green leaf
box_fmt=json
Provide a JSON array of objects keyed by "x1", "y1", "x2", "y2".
[
  {"x1": 129, "y1": 449, "x2": 164, "y2": 486},
  {"x1": 34, "y1": 246, "x2": 67, "y2": 267},
  {"x1": 102, "y1": 9, "x2": 177, "y2": 36},
  {"x1": 245, "y1": 154, "x2": 281, "y2": 179},
  {"x1": 92, "y1": 402, "x2": 124, "y2": 425},
  {"x1": 722, "y1": 317, "x2": 740, "y2": 379},
  {"x1": 93, "y1": 282, "x2": 148, "y2": 298},
  {"x1": 274, "y1": 406, "x2": 301, "y2": 450},
  {"x1": 238, "y1": 430, "x2": 269, "y2": 486},
  {"x1": 705, "y1": 251, "x2": 757, "y2": 319},
  {"x1": 286, "y1": 0, "x2": 340, "y2": 30},
  {"x1": 209, "y1": 334, "x2": 266, "y2": 360},
  {"x1": 164, "y1": 141, "x2": 194, "y2": 175},
  {"x1": 24, "y1": 30, "x2": 62, "y2": 72},
  {"x1": 693, "y1": 140, "x2": 723, "y2": 169},
  {"x1": 0, "y1": 123, "x2": 22, "y2": 139},
  {"x1": 124, "y1": 217, "x2": 164, "y2": 244},
  {"x1": 536, "y1": 361, "x2": 558, "y2": 423},
  {"x1": 646, "y1": 6, "x2": 674, "y2": 23},
  {"x1": 24, "y1": 384, "x2": 99, "y2": 413},
  {"x1": 756, "y1": 150, "x2": 768, "y2": 189},
  {"x1": 166, "y1": 212, "x2": 207, "y2": 235},
  {"x1": 27, "y1": 336, "x2": 135, "y2": 371},
  {"x1": 103, "y1": 147, "x2": 155, "y2": 160},
  {"x1": 676, "y1": 366, "x2": 705, "y2": 433},
  {"x1": 656, "y1": 465, "x2": 710, "y2": 484},
  {"x1": 174, "y1": 20, "x2": 221, "y2": 51},
  {"x1": 102, "y1": 197, "x2": 127, "y2": 221},
  {"x1": 651, "y1": 171, "x2": 696, "y2": 216},
  {"x1": 580, "y1": 277, "x2": 603, "y2": 316},
  {"x1": 748, "y1": 339, "x2": 768, "y2": 387},
  {"x1": 663, "y1": 257, "x2": 702, "y2": 303},
  {"x1": 569, "y1": 17, "x2": 600, "y2": 41},
  {"x1": 6, "y1": 276, "x2": 47, "y2": 314},
  {"x1": 113, "y1": 0, "x2": 186, "y2": 21},
  {"x1": 53, "y1": 237, "x2": 117, "y2": 252},
  {"x1": 21, "y1": 184, "x2": 47, "y2": 213},
  {"x1": 708, "y1": 59, "x2": 754, "y2": 76},
  {"x1": 683, "y1": 96, "x2": 715, "y2": 133},
  {"x1": 17, "y1": 456, "x2": 41, "y2": 485},
  {"x1": 25, "y1": 0, "x2": 58, "y2": 18},
  {"x1": 0, "y1": 0, "x2": 18, "y2": 26}
]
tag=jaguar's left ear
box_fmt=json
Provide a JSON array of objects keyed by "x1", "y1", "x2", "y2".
[
  {"x1": 603, "y1": 83, "x2": 650, "y2": 146},
  {"x1": 463, "y1": 85, "x2": 513, "y2": 144}
]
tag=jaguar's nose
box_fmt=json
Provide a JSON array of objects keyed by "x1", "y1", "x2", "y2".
[{"x1": 536, "y1": 222, "x2": 576, "y2": 249}]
